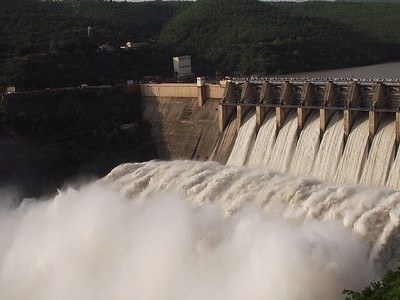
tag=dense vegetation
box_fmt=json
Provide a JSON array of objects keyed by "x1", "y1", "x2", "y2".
[
  {"x1": 344, "y1": 261, "x2": 400, "y2": 299},
  {"x1": 0, "y1": 46, "x2": 175, "y2": 89},
  {"x1": 158, "y1": 0, "x2": 399, "y2": 75},
  {"x1": 0, "y1": 0, "x2": 188, "y2": 56},
  {"x1": 0, "y1": 0, "x2": 187, "y2": 89},
  {"x1": 273, "y1": 1, "x2": 400, "y2": 44},
  {"x1": 2, "y1": 0, "x2": 400, "y2": 87},
  {"x1": 0, "y1": 88, "x2": 157, "y2": 197}
]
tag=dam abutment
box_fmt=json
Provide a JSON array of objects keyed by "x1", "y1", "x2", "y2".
[{"x1": 139, "y1": 82, "x2": 225, "y2": 160}]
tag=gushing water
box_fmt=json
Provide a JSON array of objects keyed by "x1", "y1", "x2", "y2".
[
  {"x1": 312, "y1": 112, "x2": 344, "y2": 182},
  {"x1": 387, "y1": 148, "x2": 400, "y2": 190},
  {"x1": 227, "y1": 111, "x2": 256, "y2": 166},
  {"x1": 247, "y1": 110, "x2": 276, "y2": 167},
  {"x1": 225, "y1": 109, "x2": 400, "y2": 189},
  {"x1": 335, "y1": 115, "x2": 369, "y2": 185},
  {"x1": 2, "y1": 160, "x2": 400, "y2": 299},
  {"x1": 211, "y1": 115, "x2": 238, "y2": 164},
  {"x1": 267, "y1": 111, "x2": 298, "y2": 173},
  {"x1": 360, "y1": 117, "x2": 396, "y2": 187},
  {"x1": 107, "y1": 160, "x2": 400, "y2": 269},
  {"x1": 290, "y1": 112, "x2": 320, "y2": 177}
]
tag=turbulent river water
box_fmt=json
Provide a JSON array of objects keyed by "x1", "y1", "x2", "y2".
[{"x1": 1, "y1": 160, "x2": 400, "y2": 300}]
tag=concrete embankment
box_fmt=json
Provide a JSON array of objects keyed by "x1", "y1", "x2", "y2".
[
  {"x1": 140, "y1": 83, "x2": 229, "y2": 161},
  {"x1": 210, "y1": 116, "x2": 237, "y2": 164},
  {"x1": 142, "y1": 97, "x2": 222, "y2": 160}
]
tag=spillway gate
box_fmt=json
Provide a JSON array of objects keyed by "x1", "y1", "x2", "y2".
[{"x1": 219, "y1": 79, "x2": 400, "y2": 147}]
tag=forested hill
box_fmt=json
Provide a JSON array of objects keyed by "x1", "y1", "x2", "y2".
[
  {"x1": 273, "y1": 1, "x2": 400, "y2": 44},
  {"x1": 0, "y1": 0, "x2": 188, "y2": 56},
  {"x1": 158, "y1": 0, "x2": 398, "y2": 74},
  {"x1": 336, "y1": 0, "x2": 400, "y2": 2},
  {"x1": 0, "y1": 0, "x2": 188, "y2": 89},
  {"x1": 2, "y1": 0, "x2": 400, "y2": 88}
]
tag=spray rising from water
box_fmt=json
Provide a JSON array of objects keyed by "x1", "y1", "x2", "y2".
[{"x1": 0, "y1": 160, "x2": 393, "y2": 300}]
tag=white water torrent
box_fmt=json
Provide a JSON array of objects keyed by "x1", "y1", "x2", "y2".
[
  {"x1": 5, "y1": 104, "x2": 400, "y2": 299},
  {"x1": 226, "y1": 111, "x2": 257, "y2": 166},
  {"x1": 312, "y1": 112, "x2": 344, "y2": 182},
  {"x1": 247, "y1": 110, "x2": 276, "y2": 167},
  {"x1": 335, "y1": 115, "x2": 369, "y2": 185},
  {"x1": 106, "y1": 160, "x2": 400, "y2": 268},
  {"x1": 104, "y1": 160, "x2": 400, "y2": 276},
  {"x1": 2, "y1": 160, "x2": 400, "y2": 299},
  {"x1": 267, "y1": 111, "x2": 298, "y2": 173},
  {"x1": 360, "y1": 117, "x2": 397, "y2": 187},
  {"x1": 290, "y1": 112, "x2": 320, "y2": 177},
  {"x1": 387, "y1": 149, "x2": 400, "y2": 190},
  {"x1": 224, "y1": 108, "x2": 400, "y2": 189},
  {"x1": 2, "y1": 161, "x2": 391, "y2": 300}
]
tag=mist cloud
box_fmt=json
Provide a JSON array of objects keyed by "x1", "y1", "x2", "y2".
[{"x1": 0, "y1": 181, "x2": 375, "y2": 300}]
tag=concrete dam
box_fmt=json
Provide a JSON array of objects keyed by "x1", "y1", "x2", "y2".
[
  {"x1": 4, "y1": 80, "x2": 400, "y2": 299},
  {"x1": 141, "y1": 78, "x2": 400, "y2": 189}
]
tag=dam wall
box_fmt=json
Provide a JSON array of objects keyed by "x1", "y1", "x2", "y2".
[
  {"x1": 139, "y1": 82, "x2": 230, "y2": 161},
  {"x1": 141, "y1": 96, "x2": 222, "y2": 160},
  {"x1": 219, "y1": 79, "x2": 400, "y2": 139},
  {"x1": 207, "y1": 84, "x2": 226, "y2": 99},
  {"x1": 141, "y1": 84, "x2": 198, "y2": 98},
  {"x1": 139, "y1": 79, "x2": 400, "y2": 188},
  {"x1": 140, "y1": 83, "x2": 225, "y2": 100},
  {"x1": 220, "y1": 79, "x2": 400, "y2": 188},
  {"x1": 6, "y1": 79, "x2": 396, "y2": 188}
]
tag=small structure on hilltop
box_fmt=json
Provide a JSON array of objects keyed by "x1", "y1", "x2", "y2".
[
  {"x1": 173, "y1": 55, "x2": 193, "y2": 78},
  {"x1": 5, "y1": 86, "x2": 16, "y2": 94}
]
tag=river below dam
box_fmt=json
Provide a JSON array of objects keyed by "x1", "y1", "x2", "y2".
[{"x1": 0, "y1": 160, "x2": 399, "y2": 300}]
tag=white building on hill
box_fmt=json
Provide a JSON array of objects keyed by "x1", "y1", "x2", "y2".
[{"x1": 173, "y1": 55, "x2": 192, "y2": 78}]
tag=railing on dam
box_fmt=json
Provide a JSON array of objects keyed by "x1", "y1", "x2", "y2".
[
  {"x1": 231, "y1": 77, "x2": 400, "y2": 86},
  {"x1": 218, "y1": 79, "x2": 400, "y2": 147}
]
